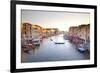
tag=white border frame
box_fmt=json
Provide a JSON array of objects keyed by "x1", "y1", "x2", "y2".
[{"x1": 16, "y1": 4, "x2": 94, "y2": 69}]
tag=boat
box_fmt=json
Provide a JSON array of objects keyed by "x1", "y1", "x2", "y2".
[{"x1": 55, "y1": 42, "x2": 65, "y2": 44}]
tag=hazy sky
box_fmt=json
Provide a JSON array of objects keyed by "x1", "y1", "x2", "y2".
[{"x1": 21, "y1": 10, "x2": 90, "y2": 31}]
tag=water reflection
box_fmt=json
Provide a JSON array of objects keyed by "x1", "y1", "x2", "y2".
[{"x1": 21, "y1": 34, "x2": 90, "y2": 63}]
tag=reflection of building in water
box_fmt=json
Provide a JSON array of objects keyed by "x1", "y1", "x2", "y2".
[{"x1": 69, "y1": 24, "x2": 90, "y2": 42}]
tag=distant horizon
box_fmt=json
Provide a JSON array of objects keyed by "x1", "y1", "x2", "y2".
[{"x1": 21, "y1": 10, "x2": 90, "y2": 31}]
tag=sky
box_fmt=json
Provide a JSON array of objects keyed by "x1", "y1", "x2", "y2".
[{"x1": 21, "y1": 10, "x2": 90, "y2": 31}]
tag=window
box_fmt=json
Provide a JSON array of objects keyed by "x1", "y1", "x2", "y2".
[
  {"x1": 24, "y1": 26, "x2": 26, "y2": 29},
  {"x1": 25, "y1": 31, "x2": 26, "y2": 34}
]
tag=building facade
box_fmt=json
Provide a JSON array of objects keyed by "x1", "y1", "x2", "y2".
[
  {"x1": 68, "y1": 24, "x2": 90, "y2": 42},
  {"x1": 21, "y1": 23, "x2": 32, "y2": 40}
]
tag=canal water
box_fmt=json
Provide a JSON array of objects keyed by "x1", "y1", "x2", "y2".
[{"x1": 21, "y1": 34, "x2": 90, "y2": 63}]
